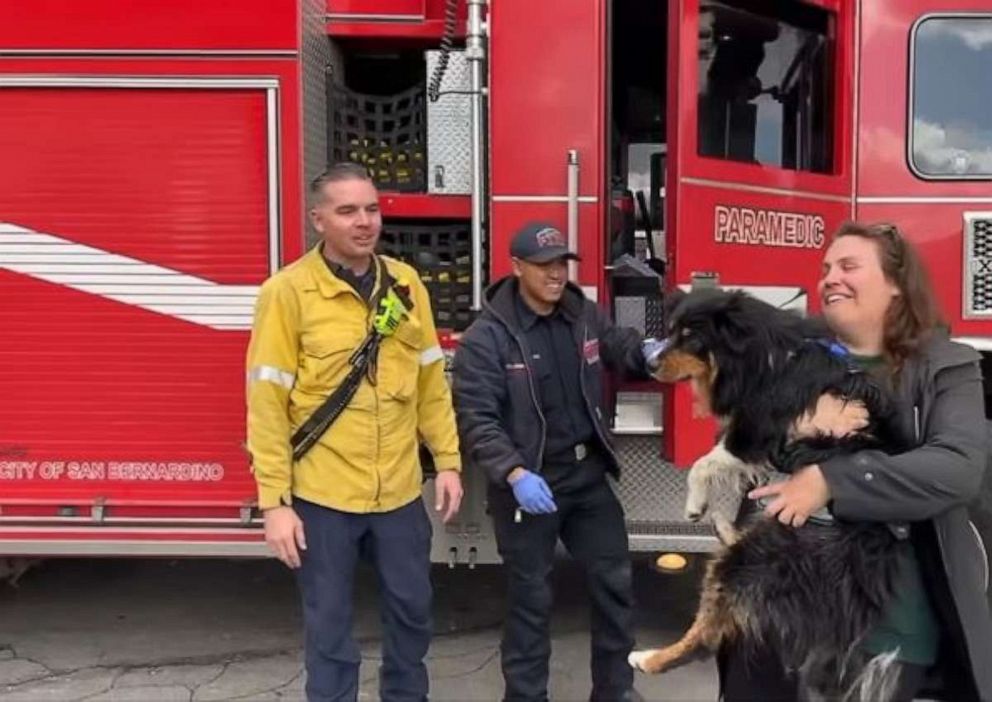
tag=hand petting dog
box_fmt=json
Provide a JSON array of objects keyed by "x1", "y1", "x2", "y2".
[{"x1": 749, "y1": 465, "x2": 830, "y2": 527}]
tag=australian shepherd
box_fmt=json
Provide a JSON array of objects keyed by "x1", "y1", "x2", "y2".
[{"x1": 631, "y1": 289, "x2": 910, "y2": 700}]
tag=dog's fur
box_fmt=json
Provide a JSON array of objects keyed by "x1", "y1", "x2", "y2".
[{"x1": 631, "y1": 290, "x2": 909, "y2": 700}]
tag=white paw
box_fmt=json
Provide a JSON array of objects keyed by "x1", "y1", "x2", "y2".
[
  {"x1": 684, "y1": 495, "x2": 708, "y2": 522},
  {"x1": 628, "y1": 650, "x2": 649, "y2": 671},
  {"x1": 685, "y1": 466, "x2": 713, "y2": 521}
]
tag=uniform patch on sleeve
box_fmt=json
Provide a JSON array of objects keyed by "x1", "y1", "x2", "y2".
[{"x1": 583, "y1": 339, "x2": 600, "y2": 365}]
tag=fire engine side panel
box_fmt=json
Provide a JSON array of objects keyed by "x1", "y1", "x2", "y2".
[
  {"x1": 664, "y1": 0, "x2": 857, "y2": 466},
  {"x1": 0, "y1": 59, "x2": 302, "y2": 525},
  {"x1": 0, "y1": 1, "x2": 296, "y2": 52},
  {"x1": 488, "y1": 0, "x2": 607, "y2": 289},
  {"x1": 856, "y1": 0, "x2": 992, "y2": 338}
]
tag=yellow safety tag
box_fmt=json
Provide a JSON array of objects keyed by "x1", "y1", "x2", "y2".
[{"x1": 373, "y1": 281, "x2": 413, "y2": 336}]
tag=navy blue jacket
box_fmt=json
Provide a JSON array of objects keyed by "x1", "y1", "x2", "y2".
[{"x1": 452, "y1": 277, "x2": 648, "y2": 486}]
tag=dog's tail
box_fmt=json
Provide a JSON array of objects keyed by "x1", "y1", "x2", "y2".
[{"x1": 841, "y1": 649, "x2": 902, "y2": 702}]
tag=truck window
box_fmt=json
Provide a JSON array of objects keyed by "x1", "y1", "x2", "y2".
[
  {"x1": 911, "y1": 16, "x2": 992, "y2": 179},
  {"x1": 697, "y1": 0, "x2": 833, "y2": 174}
]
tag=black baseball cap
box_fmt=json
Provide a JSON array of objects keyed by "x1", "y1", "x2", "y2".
[{"x1": 509, "y1": 222, "x2": 581, "y2": 263}]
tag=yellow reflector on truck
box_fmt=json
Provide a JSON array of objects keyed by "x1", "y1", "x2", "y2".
[{"x1": 655, "y1": 553, "x2": 688, "y2": 572}]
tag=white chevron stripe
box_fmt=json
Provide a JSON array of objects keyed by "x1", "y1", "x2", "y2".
[{"x1": 0, "y1": 222, "x2": 259, "y2": 330}]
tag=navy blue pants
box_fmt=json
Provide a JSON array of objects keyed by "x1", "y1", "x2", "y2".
[
  {"x1": 295, "y1": 497, "x2": 433, "y2": 702},
  {"x1": 489, "y1": 457, "x2": 635, "y2": 702}
]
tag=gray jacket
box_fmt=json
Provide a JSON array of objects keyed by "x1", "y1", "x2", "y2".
[{"x1": 822, "y1": 334, "x2": 992, "y2": 701}]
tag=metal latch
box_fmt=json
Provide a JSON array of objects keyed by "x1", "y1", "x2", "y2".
[
  {"x1": 91, "y1": 498, "x2": 106, "y2": 523},
  {"x1": 690, "y1": 271, "x2": 719, "y2": 291}
]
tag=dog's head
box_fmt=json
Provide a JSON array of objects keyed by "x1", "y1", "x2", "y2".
[{"x1": 653, "y1": 289, "x2": 813, "y2": 417}]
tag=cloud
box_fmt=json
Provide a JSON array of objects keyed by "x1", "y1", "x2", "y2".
[
  {"x1": 921, "y1": 17, "x2": 992, "y2": 51},
  {"x1": 913, "y1": 118, "x2": 992, "y2": 175}
]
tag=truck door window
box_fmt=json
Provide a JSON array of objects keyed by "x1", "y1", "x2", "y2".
[
  {"x1": 911, "y1": 16, "x2": 992, "y2": 179},
  {"x1": 697, "y1": 0, "x2": 833, "y2": 174}
]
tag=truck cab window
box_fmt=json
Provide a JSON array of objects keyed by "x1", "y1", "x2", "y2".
[
  {"x1": 697, "y1": 0, "x2": 833, "y2": 174},
  {"x1": 911, "y1": 16, "x2": 992, "y2": 179}
]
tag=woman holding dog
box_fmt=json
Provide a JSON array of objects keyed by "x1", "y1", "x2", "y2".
[{"x1": 721, "y1": 222, "x2": 992, "y2": 701}]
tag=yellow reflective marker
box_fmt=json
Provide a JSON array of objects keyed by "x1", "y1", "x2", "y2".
[{"x1": 655, "y1": 553, "x2": 688, "y2": 572}]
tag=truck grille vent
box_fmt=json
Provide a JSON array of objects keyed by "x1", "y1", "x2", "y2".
[{"x1": 965, "y1": 213, "x2": 992, "y2": 317}]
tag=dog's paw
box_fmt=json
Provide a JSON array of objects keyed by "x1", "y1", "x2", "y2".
[
  {"x1": 628, "y1": 650, "x2": 651, "y2": 672},
  {"x1": 684, "y1": 499, "x2": 708, "y2": 522},
  {"x1": 684, "y1": 468, "x2": 712, "y2": 521}
]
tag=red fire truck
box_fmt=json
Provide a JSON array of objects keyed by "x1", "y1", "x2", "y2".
[{"x1": 0, "y1": 1, "x2": 989, "y2": 581}]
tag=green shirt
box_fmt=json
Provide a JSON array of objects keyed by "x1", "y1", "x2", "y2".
[
  {"x1": 862, "y1": 541, "x2": 940, "y2": 664},
  {"x1": 849, "y1": 353, "x2": 940, "y2": 665}
]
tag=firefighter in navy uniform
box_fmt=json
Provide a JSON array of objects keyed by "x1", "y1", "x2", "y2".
[
  {"x1": 452, "y1": 222, "x2": 656, "y2": 702},
  {"x1": 246, "y1": 162, "x2": 463, "y2": 702}
]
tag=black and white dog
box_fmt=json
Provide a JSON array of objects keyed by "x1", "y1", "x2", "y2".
[{"x1": 631, "y1": 289, "x2": 910, "y2": 700}]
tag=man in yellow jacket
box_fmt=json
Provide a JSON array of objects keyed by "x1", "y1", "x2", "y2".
[{"x1": 246, "y1": 162, "x2": 463, "y2": 702}]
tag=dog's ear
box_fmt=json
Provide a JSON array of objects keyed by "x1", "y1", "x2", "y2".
[
  {"x1": 662, "y1": 288, "x2": 688, "y2": 331},
  {"x1": 711, "y1": 293, "x2": 754, "y2": 355}
]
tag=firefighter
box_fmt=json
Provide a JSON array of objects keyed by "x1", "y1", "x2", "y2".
[
  {"x1": 246, "y1": 162, "x2": 463, "y2": 702},
  {"x1": 452, "y1": 222, "x2": 656, "y2": 702}
]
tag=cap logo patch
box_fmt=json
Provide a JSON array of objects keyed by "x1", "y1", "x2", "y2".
[{"x1": 535, "y1": 227, "x2": 565, "y2": 247}]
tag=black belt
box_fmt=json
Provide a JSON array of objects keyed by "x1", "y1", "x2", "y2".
[{"x1": 544, "y1": 441, "x2": 596, "y2": 465}]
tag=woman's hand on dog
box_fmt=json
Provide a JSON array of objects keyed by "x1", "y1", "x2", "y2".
[
  {"x1": 748, "y1": 465, "x2": 831, "y2": 527},
  {"x1": 792, "y1": 393, "x2": 868, "y2": 439}
]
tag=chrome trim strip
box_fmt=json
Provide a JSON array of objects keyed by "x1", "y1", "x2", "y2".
[
  {"x1": 266, "y1": 86, "x2": 282, "y2": 274},
  {"x1": 610, "y1": 427, "x2": 664, "y2": 436},
  {"x1": 0, "y1": 75, "x2": 279, "y2": 89},
  {"x1": 492, "y1": 195, "x2": 598, "y2": 203},
  {"x1": 680, "y1": 176, "x2": 850, "y2": 203},
  {"x1": 0, "y1": 49, "x2": 297, "y2": 58},
  {"x1": 627, "y1": 533, "x2": 721, "y2": 553},
  {"x1": 326, "y1": 13, "x2": 424, "y2": 22},
  {"x1": 0, "y1": 516, "x2": 260, "y2": 526},
  {"x1": 468, "y1": 0, "x2": 487, "y2": 311},
  {"x1": 851, "y1": 0, "x2": 862, "y2": 217},
  {"x1": 859, "y1": 196, "x2": 992, "y2": 204},
  {"x1": 0, "y1": 538, "x2": 269, "y2": 557},
  {"x1": 566, "y1": 150, "x2": 580, "y2": 280}
]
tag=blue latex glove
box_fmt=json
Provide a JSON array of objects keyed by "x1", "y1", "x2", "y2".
[
  {"x1": 642, "y1": 337, "x2": 670, "y2": 372},
  {"x1": 509, "y1": 470, "x2": 557, "y2": 514}
]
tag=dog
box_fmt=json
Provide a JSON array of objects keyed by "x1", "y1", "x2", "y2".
[{"x1": 631, "y1": 289, "x2": 909, "y2": 700}]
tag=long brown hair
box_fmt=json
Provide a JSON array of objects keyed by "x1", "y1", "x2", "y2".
[{"x1": 831, "y1": 222, "x2": 944, "y2": 372}]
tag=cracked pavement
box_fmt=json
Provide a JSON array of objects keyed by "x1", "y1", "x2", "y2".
[{"x1": 0, "y1": 557, "x2": 718, "y2": 701}]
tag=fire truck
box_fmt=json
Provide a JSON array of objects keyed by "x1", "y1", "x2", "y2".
[{"x1": 0, "y1": 0, "x2": 989, "y2": 582}]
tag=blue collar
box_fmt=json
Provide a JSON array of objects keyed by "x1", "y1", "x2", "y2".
[{"x1": 813, "y1": 338, "x2": 851, "y2": 359}]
